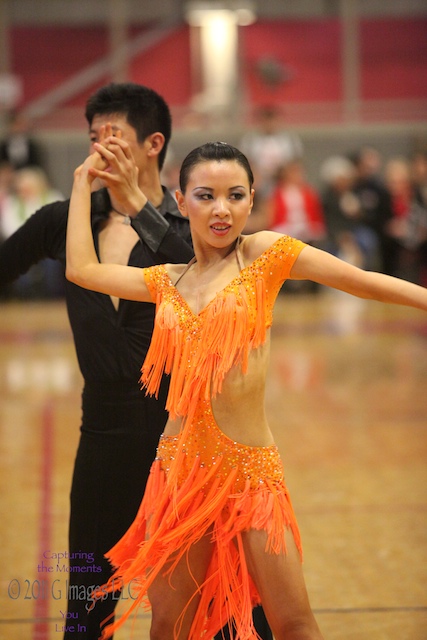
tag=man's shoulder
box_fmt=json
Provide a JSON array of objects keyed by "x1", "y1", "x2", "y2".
[{"x1": 25, "y1": 198, "x2": 70, "y2": 227}]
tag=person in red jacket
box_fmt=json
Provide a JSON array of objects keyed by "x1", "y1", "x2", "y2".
[{"x1": 266, "y1": 159, "x2": 325, "y2": 245}]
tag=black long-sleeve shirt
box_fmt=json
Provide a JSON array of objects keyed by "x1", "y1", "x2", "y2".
[{"x1": 0, "y1": 187, "x2": 193, "y2": 385}]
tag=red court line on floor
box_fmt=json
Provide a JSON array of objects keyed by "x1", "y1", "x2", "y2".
[{"x1": 32, "y1": 400, "x2": 54, "y2": 640}]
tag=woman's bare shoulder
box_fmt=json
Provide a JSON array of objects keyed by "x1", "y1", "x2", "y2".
[
  {"x1": 240, "y1": 230, "x2": 284, "y2": 263},
  {"x1": 164, "y1": 263, "x2": 188, "y2": 283}
]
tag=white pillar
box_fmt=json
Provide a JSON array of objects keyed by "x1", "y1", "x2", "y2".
[
  {"x1": 186, "y1": 1, "x2": 255, "y2": 120},
  {"x1": 199, "y1": 10, "x2": 238, "y2": 112}
]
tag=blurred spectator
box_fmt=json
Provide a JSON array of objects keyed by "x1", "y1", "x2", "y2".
[
  {"x1": 384, "y1": 155, "x2": 427, "y2": 284},
  {"x1": 0, "y1": 166, "x2": 65, "y2": 299},
  {"x1": 266, "y1": 159, "x2": 326, "y2": 245},
  {"x1": 411, "y1": 150, "x2": 427, "y2": 210},
  {"x1": 0, "y1": 163, "x2": 15, "y2": 299},
  {"x1": 350, "y1": 146, "x2": 394, "y2": 274},
  {"x1": 0, "y1": 161, "x2": 15, "y2": 219},
  {"x1": 240, "y1": 106, "x2": 303, "y2": 200},
  {"x1": 0, "y1": 110, "x2": 44, "y2": 170},
  {"x1": 352, "y1": 145, "x2": 382, "y2": 177},
  {"x1": 384, "y1": 157, "x2": 412, "y2": 240},
  {"x1": 0, "y1": 166, "x2": 62, "y2": 237},
  {"x1": 320, "y1": 155, "x2": 378, "y2": 269},
  {"x1": 410, "y1": 151, "x2": 427, "y2": 285},
  {"x1": 265, "y1": 159, "x2": 326, "y2": 294},
  {"x1": 384, "y1": 157, "x2": 413, "y2": 276}
]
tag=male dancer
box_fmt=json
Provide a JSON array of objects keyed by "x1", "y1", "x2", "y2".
[{"x1": 0, "y1": 82, "x2": 272, "y2": 639}]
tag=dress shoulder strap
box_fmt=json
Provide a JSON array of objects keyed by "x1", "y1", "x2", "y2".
[
  {"x1": 173, "y1": 236, "x2": 244, "y2": 287},
  {"x1": 235, "y1": 236, "x2": 245, "y2": 271},
  {"x1": 173, "y1": 256, "x2": 197, "y2": 286}
]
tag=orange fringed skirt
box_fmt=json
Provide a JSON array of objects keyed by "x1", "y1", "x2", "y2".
[{"x1": 95, "y1": 400, "x2": 302, "y2": 639}]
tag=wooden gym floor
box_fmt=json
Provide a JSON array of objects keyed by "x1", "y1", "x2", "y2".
[{"x1": 0, "y1": 291, "x2": 426, "y2": 639}]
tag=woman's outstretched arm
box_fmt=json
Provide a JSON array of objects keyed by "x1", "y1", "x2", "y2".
[
  {"x1": 65, "y1": 150, "x2": 152, "y2": 303},
  {"x1": 291, "y1": 244, "x2": 427, "y2": 312}
]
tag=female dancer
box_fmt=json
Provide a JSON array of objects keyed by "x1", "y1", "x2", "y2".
[{"x1": 66, "y1": 141, "x2": 427, "y2": 640}]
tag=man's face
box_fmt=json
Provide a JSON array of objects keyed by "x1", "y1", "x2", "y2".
[{"x1": 89, "y1": 114, "x2": 149, "y2": 174}]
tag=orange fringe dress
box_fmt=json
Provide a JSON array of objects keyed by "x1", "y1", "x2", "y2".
[{"x1": 97, "y1": 235, "x2": 306, "y2": 639}]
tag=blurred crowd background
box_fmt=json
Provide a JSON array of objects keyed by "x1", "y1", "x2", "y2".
[{"x1": 0, "y1": 0, "x2": 426, "y2": 299}]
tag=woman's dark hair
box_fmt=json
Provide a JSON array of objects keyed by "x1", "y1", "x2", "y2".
[
  {"x1": 179, "y1": 142, "x2": 254, "y2": 193},
  {"x1": 85, "y1": 82, "x2": 171, "y2": 170}
]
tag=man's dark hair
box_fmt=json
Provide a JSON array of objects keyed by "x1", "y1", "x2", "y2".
[{"x1": 85, "y1": 82, "x2": 172, "y2": 170}]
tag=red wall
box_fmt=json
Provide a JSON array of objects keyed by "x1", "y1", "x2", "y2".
[
  {"x1": 11, "y1": 26, "x2": 109, "y2": 105},
  {"x1": 9, "y1": 18, "x2": 427, "y2": 114},
  {"x1": 241, "y1": 19, "x2": 342, "y2": 105},
  {"x1": 361, "y1": 18, "x2": 427, "y2": 100}
]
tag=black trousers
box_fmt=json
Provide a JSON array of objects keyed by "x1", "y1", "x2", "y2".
[
  {"x1": 65, "y1": 383, "x2": 272, "y2": 639},
  {"x1": 65, "y1": 383, "x2": 167, "y2": 639}
]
